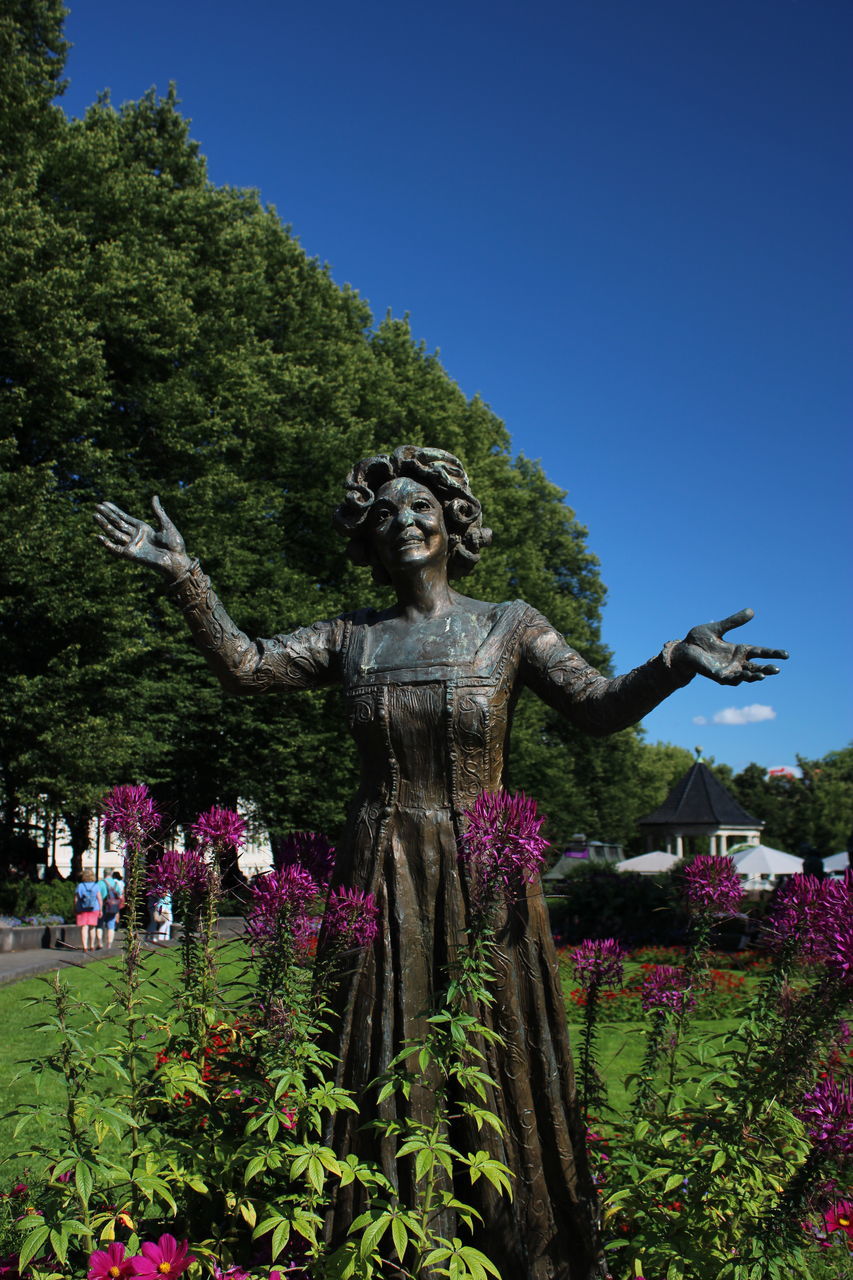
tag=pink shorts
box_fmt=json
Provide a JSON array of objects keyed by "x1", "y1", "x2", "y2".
[{"x1": 76, "y1": 911, "x2": 100, "y2": 927}]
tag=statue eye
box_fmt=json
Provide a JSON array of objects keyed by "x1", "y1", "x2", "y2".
[{"x1": 412, "y1": 499, "x2": 431, "y2": 512}]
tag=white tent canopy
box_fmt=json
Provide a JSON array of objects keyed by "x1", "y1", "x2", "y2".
[
  {"x1": 824, "y1": 852, "x2": 850, "y2": 874},
  {"x1": 614, "y1": 850, "x2": 681, "y2": 874},
  {"x1": 730, "y1": 845, "x2": 803, "y2": 877}
]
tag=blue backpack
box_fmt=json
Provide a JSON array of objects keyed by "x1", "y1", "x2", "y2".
[{"x1": 75, "y1": 881, "x2": 101, "y2": 913}]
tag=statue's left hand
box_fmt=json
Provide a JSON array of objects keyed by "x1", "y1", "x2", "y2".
[{"x1": 672, "y1": 608, "x2": 788, "y2": 685}]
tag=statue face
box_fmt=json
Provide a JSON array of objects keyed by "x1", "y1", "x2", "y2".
[{"x1": 368, "y1": 478, "x2": 449, "y2": 577}]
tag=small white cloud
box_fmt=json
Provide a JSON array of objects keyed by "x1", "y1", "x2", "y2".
[
  {"x1": 692, "y1": 715, "x2": 708, "y2": 726},
  {"x1": 711, "y1": 704, "x2": 776, "y2": 726}
]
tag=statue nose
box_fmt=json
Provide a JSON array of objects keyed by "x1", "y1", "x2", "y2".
[{"x1": 397, "y1": 508, "x2": 415, "y2": 527}]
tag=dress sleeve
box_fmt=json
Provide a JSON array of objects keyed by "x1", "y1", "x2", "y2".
[
  {"x1": 165, "y1": 558, "x2": 345, "y2": 695},
  {"x1": 519, "y1": 607, "x2": 694, "y2": 737}
]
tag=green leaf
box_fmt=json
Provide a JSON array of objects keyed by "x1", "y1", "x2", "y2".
[
  {"x1": 75, "y1": 1160, "x2": 94, "y2": 1204},
  {"x1": 270, "y1": 1218, "x2": 291, "y2": 1261},
  {"x1": 18, "y1": 1225, "x2": 50, "y2": 1272},
  {"x1": 391, "y1": 1214, "x2": 408, "y2": 1262}
]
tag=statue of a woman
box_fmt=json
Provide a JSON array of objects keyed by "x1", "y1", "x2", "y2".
[{"x1": 95, "y1": 445, "x2": 786, "y2": 1280}]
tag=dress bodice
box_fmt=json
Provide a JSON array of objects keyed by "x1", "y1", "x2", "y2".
[{"x1": 339, "y1": 599, "x2": 530, "y2": 815}]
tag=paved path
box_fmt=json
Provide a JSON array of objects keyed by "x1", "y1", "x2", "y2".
[
  {"x1": 0, "y1": 945, "x2": 124, "y2": 985},
  {"x1": 0, "y1": 940, "x2": 183, "y2": 986}
]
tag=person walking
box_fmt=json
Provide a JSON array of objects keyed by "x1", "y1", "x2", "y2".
[
  {"x1": 146, "y1": 890, "x2": 172, "y2": 943},
  {"x1": 100, "y1": 868, "x2": 125, "y2": 949},
  {"x1": 74, "y1": 870, "x2": 102, "y2": 953}
]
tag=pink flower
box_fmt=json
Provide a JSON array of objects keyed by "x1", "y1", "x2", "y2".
[
  {"x1": 272, "y1": 831, "x2": 336, "y2": 885},
  {"x1": 571, "y1": 939, "x2": 626, "y2": 992},
  {"x1": 641, "y1": 964, "x2": 696, "y2": 1015},
  {"x1": 147, "y1": 848, "x2": 208, "y2": 898},
  {"x1": 823, "y1": 1199, "x2": 853, "y2": 1241},
  {"x1": 101, "y1": 784, "x2": 160, "y2": 844},
  {"x1": 131, "y1": 1234, "x2": 195, "y2": 1280},
  {"x1": 460, "y1": 790, "x2": 550, "y2": 912},
  {"x1": 324, "y1": 886, "x2": 379, "y2": 949},
  {"x1": 87, "y1": 1243, "x2": 138, "y2": 1280},
  {"x1": 682, "y1": 854, "x2": 743, "y2": 916},
  {"x1": 246, "y1": 866, "x2": 320, "y2": 949},
  {"x1": 798, "y1": 1076, "x2": 853, "y2": 1157},
  {"x1": 191, "y1": 806, "x2": 246, "y2": 853}
]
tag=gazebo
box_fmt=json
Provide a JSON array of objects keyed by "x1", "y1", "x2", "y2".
[{"x1": 638, "y1": 761, "x2": 762, "y2": 859}]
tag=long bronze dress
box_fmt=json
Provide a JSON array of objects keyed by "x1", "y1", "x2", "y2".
[{"x1": 167, "y1": 561, "x2": 691, "y2": 1279}]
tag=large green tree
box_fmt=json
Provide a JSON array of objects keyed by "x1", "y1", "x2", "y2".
[{"x1": 1, "y1": 0, "x2": 675, "y2": 862}]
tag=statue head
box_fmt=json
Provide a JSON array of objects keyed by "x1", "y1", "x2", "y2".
[{"x1": 334, "y1": 446, "x2": 492, "y2": 585}]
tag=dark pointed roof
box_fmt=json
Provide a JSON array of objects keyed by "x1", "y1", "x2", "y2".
[{"x1": 638, "y1": 762, "x2": 761, "y2": 828}]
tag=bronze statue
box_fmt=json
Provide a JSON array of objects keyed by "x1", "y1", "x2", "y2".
[{"x1": 95, "y1": 446, "x2": 787, "y2": 1279}]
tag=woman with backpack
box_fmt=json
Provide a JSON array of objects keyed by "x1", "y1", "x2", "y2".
[
  {"x1": 100, "y1": 869, "x2": 125, "y2": 949},
  {"x1": 74, "y1": 869, "x2": 103, "y2": 953}
]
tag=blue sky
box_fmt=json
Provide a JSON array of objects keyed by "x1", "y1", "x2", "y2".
[{"x1": 59, "y1": 0, "x2": 851, "y2": 772}]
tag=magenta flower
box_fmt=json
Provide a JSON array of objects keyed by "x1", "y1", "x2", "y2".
[
  {"x1": 130, "y1": 1234, "x2": 195, "y2": 1280},
  {"x1": 460, "y1": 790, "x2": 550, "y2": 911},
  {"x1": 641, "y1": 964, "x2": 697, "y2": 1015},
  {"x1": 798, "y1": 1076, "x2": 853, "y2": 1157},
  {"x1": 571, "y1": 938, "x2": 626, "y2": 992},
  {"x1": 101, "y1": 784, "x2": 160, "y2": 844},
  {"x1": 246, "y1": 866, "x2": 320, "y2": 949},
  {"x1": 87, "y1": 1243, "x2": 138, "y2": 1280},
  {"x1": 682, "y1": 854, "x2": 743, "y2": 916},
  {"x1": 823, "y1": 1199, "x2": 853, "y2": 1242},
  {"x1": 213, "y1": 1266, "x2": 250, "y2": 1280},
  {"x1": 272, "y1": 831, "x2": 336, "y2": 884},
  {"x1": 191, "y1": 806, "x2": 246, "y2": 852},
  {"x1": 324, "y1": 886, "x2": 380, "y2": 949},
  {"x1": 764, "y1": 872, "x2": 853, "y2": 981},
  {"x1": 146, "y1": 848, "x2": 208, "y2": 898}
]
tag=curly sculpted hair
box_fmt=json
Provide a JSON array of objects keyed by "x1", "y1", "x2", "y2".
[{"x1": 333, "y1": 446, "x2": 492, "y2": 585}]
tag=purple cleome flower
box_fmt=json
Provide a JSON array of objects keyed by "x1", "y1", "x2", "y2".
[
  {"x1": 682, "y1": 854, "x2": 743, "y2": 916},
  {"x1": 764, "y1": 871, "x2": 853, "y2": 982},
  {"x1": 798, "y1": 1075, "x2": 853, "y2": 1158},
  {"x1": 324, "y1": 886, "x2": 380, "y2": 949},
  {"x1": 460, "y1": 790, "x2": 550, "y2": 911},
  {"x1": 246, "y1": 866, "x2": 320, "y2": 949},
  {"x1": 190, "y1": 806, "x2": 247, "y2": 852},
  {"x1": 101, "y1": 784, "x2": 161, "y2": 844},
  {"x1": 272, "y1": 831, "x2": 336, "y2": 884},
  {"x1": 146, "y1": 848, "x2": 208, "y2": 899},
  {"x1": 641, "y1": 964, "x2": 696, "y2": 1015},
  {"x1": 572, "y1": 938, "x2": 626, "y2": 993}
]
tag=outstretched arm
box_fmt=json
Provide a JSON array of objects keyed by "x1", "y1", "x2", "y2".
[
  {"x1": 521, "y1": 607, "x2": 787, "y2": 737},
  {"x1": 94, "y1": 498, "x2": 341, "y2": 694}
]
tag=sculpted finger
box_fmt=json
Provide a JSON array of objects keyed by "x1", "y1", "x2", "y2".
[
  {"x1": 746, "y1": 663, "x2": 781, "y2": 677},
  {"x1": 713, "y1": 607, "x2": 754, "y2": 636},
  {"x1": 97, "y1": 533, "x2": 128, "y2": 556},
  {"x1": 747, "y1": 646, "x2": 789, "y2": 661},
  {"x1": 151, "y1": 495, "x2": 173, "y2": 529}
]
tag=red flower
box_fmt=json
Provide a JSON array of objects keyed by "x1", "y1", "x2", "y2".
[
  {"x1": 87, "y1": 1243, "x2": 138, "y2": 1280},
  {"x1": 131, "y1": 1235, "x2": 195, "y2": 1280}
]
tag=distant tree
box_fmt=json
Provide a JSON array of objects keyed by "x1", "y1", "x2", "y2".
[{"x1": 727, "y1": 747, "x2": 853, "y2": 857}]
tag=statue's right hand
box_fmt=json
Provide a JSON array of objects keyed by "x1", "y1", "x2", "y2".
[{"x1": 94, "y1": 496, "x2": 190, "y2": 579}]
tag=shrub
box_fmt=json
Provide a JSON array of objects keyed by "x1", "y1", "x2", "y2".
[
  {"x1": 547, "y1": 864, "x2": 684, "y2": 945},
  {"x1": 0, "y1": 879, "x2": 77, "y2": 923}
]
